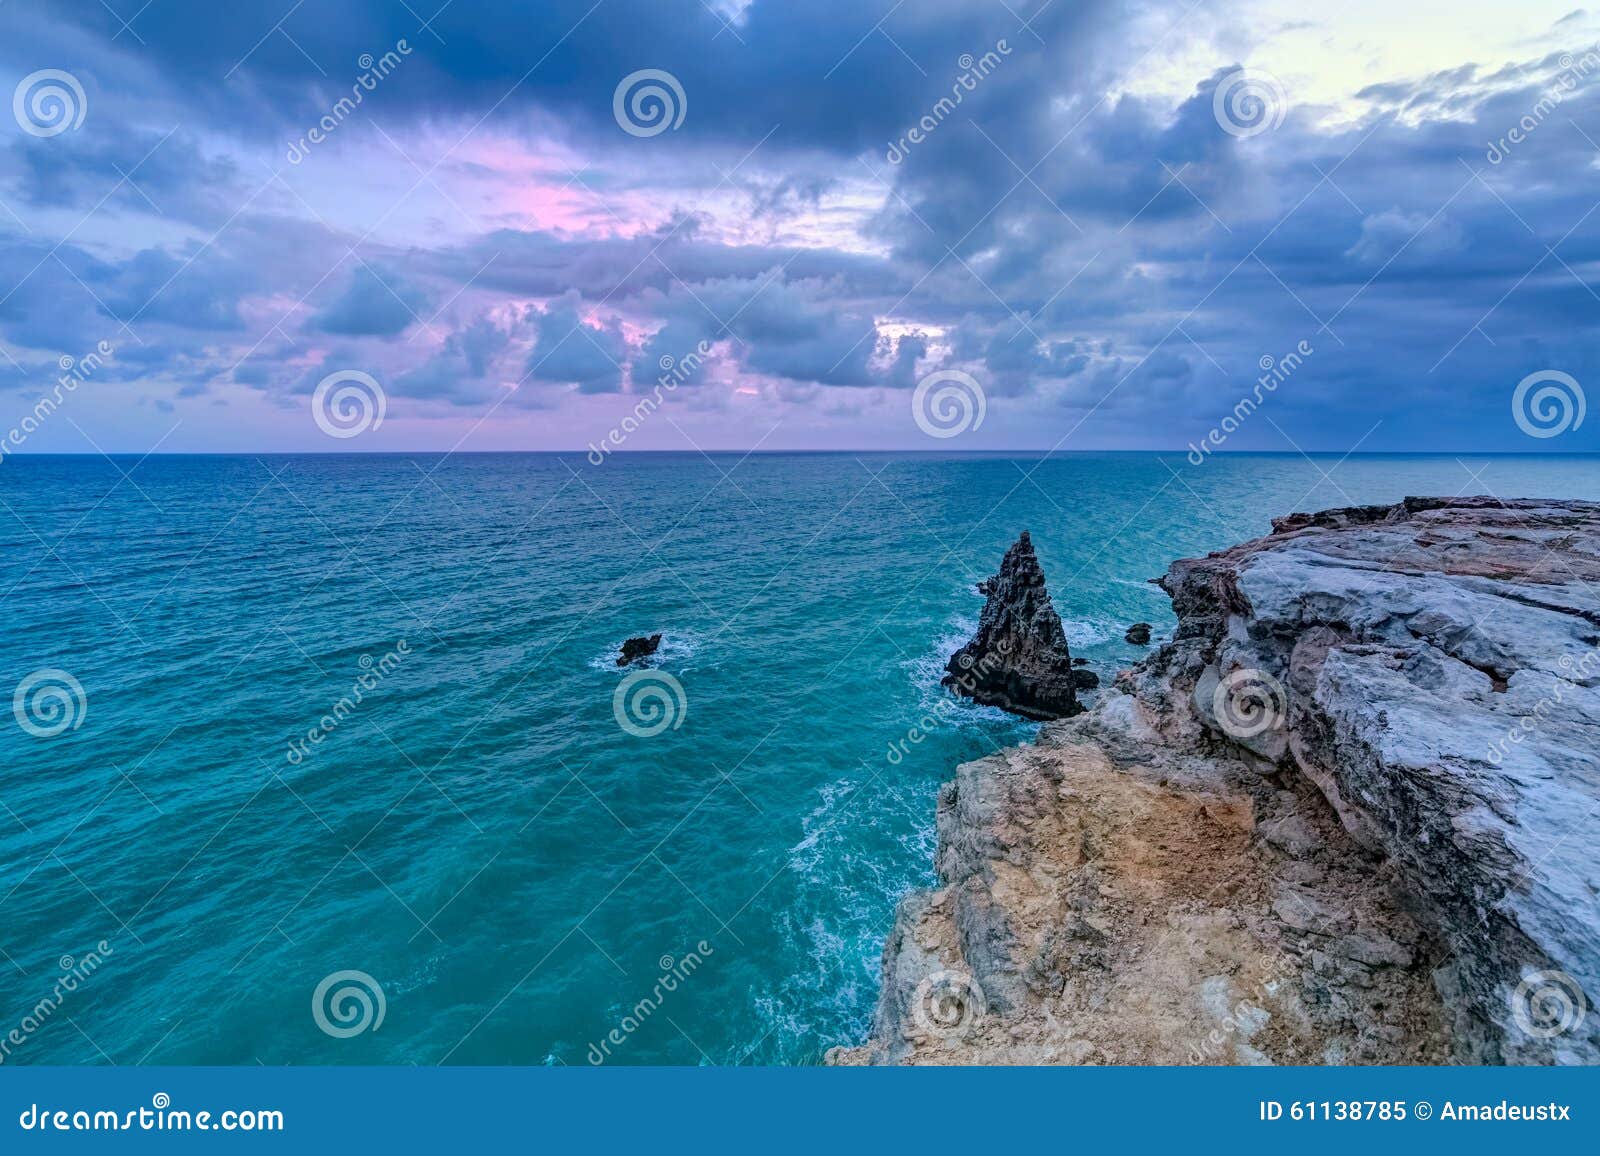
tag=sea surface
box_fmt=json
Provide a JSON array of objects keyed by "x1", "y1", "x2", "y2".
[{"x1": 2, "y1": 451, "x2": 1597, "y2": 1065}]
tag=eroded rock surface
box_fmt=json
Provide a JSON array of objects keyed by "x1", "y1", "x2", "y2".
[
  {"x1": 833, "y1": 498, "x2": 1600, "y2": 1065},
  {"x1": 943, "y1": 531, "x2": 1081, "y2": 720}
]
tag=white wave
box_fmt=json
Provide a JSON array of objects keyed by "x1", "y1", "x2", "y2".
[
  {"x1": 900, "y1": 615, "x2": 1017, "y2": 726},
  {"x1": 1062, "y1": 617, "x2": 1119, "y2": 649},
  {"x1": 1110, "y1": 576, "x2": 1169, "y2": 597},
  {"x1": 764, "y1": 786, "x2": 945, "y2": 1061},
  {"x1": 787, "y1": 778, "x2": 861, "y2": 874},
  {"x1": 749, "y1": 992, "x2": 817, "y2": 1062}
]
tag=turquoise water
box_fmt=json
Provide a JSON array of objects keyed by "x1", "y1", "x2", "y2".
[{"x1": 2, "y1": 451, "x2": 1598, "y2": 1066}]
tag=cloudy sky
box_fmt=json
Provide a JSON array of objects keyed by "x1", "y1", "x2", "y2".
[{"x1": 1, "y1": 0, "x2": 1598, "y2": 453}]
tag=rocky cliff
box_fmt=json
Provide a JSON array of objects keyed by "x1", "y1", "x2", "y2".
[{"x1": 831, "y1": 498, "x2": 1600, "y2": 1065}]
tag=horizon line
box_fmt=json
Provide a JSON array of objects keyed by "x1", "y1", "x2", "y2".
[
  {"x1": 2, "y1": 447, "x2": 1598, "y2": 459},
  {"x1": 0, "y1": 445, "x2": 1593, "y2": 457}
]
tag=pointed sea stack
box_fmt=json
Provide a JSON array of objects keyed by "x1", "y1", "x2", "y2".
[{"x1": 942, "y1": 531, "x2": 1081, "y2": 720}]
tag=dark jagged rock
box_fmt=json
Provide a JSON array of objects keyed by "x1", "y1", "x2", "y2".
[
  {"x1": 617, "y1": 633, "x2": 662, "y2": 666},
  {"x1": 943, "y1": 532, "x2": 1081, "y2": 720},
  {"x1": 1124, "y1": 622, "x2": 1152, "y2": 645},
  {"x1": 1072, "y1": 657, "x2": 1089, "y2": 667},
  {"x1": 1072, "y1": 668, "x2": 1099, "y2": 690}
]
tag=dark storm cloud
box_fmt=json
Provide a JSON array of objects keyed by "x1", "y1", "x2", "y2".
[
  {"x1": 389, "y1": 311, "x2": 515, "y2": 406},
  {"x1": 432, "y1": 220, "x2": 902, "y2": 307},
  {"x1": 311, "y1": 264, "x2": 429, "y2": 337},
  {"x1": 101, "y1": 249, "x2": 248, "y2": 330},
  {"x1": 2, "y1": 0, "x2": 1598, "y2": 449},
  {"x1": 523, "y1": 291, "x2": 628, "y2": 394},
  {"x1": 859, "y1": 40, "x2": 1600, "y2": 447},
  {"x1": 6, "y1": 123, "x2": 242, "y2": 225},
  {"x1": 27, "y1": 0, "x2": 1083, "y2": 154}
]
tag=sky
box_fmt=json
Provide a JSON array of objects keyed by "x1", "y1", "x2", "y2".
[{"x1": 1, "y1": 0, "x2": 1598, "y2": 453}]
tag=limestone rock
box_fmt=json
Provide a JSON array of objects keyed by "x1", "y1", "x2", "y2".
[
  {"x1": 1158, "y1": 496, "x2": 1600, "y2": 1063},
  {"x1": 943, "y1": 532, "x2": 1081, "y2": 720}
]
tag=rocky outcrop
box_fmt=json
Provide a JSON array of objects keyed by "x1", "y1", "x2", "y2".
[
  {"x1": 943, "y1": 532, "x2": 1081, "y2": 720},
  {"x1": 833, "y1": 498, "x2": 1600, "y2": 1066},
  {"x1": 617, "y1": 634, "x2": 662, "y2": 666},
  {"x1": 1125, "y1": 622, "x2": 1152, "y2": 645}
]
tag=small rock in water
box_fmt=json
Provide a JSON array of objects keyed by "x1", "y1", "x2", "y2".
[
  {"x1": 1072, "y1": 657, "x2": 1089, "y2": 667},
  {"x1": 943, "y1": 531, "x2": 1081, "y2": 720},
  {"x1": 1125, "y1": 622, "x2": 1152, "y2": 645},
  {"x1": 617, "y1": 633, "x2": 663, "y2": 666},
  {"x1": 1072, "y1": 668, "x2": 1100, "y2": 689}
]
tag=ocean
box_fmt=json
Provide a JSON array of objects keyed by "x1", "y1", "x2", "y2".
[{"x1": 2, "y1": 451, "x2": 1597, "y2": 1065}]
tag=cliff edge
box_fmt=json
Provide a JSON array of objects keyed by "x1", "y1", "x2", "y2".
[{"x1": 830, "y1": 497, "x2": 1600, "y2": 1065}]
